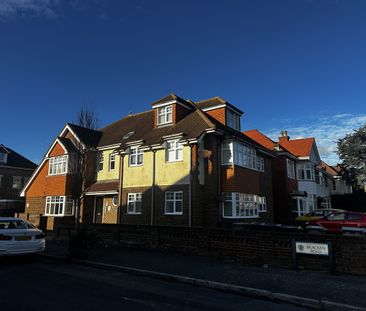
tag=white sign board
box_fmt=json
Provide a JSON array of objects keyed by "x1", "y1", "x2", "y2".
[{"x1": 295, "y1": 242, "x2": 329, "y2": 256}]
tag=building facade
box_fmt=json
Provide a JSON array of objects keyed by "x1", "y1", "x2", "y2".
[
  {"x1": 0, "y1": 144, "x2": 37, "y2": 216},
  {"x1": 21, "y1": 94, "x2": 275, "y2": 230}
]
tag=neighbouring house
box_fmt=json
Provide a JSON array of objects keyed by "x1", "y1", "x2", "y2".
[
  {"x1": 0, "y1": 144, "x2": 37, "y2": 216},
  {"x1": 244, "y1": 130, "x2": 299, "y2": 224},
  {"x1": 245, "y1": 130, "x2": 335, "y2": 223},
  {"x1": 321, "y1": 162, "x2": 353, "y2": 195},
  {"x1": 21, "y1": 93, "x2": 275, "y2": 230}
]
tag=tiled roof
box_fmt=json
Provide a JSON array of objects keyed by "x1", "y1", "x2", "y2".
[
  {"x1": 243, "y1": 130, "x2": 277, "y2": 150},
  {"x1": 150, "y1": 93, "x2": 194, "y2": 108},
  {"x1": 86, "y1": 180, "x2": 119, "y2": 193},
  {"x1": 320, "y1": 161, "x2": 338, "y2": 176},
  {"x1": 58, "y1": 137, "x2": 79, "y2": 153},
  {"x1": 67, "y1": 123, "x2": 102, "y2": 148},
  {"x1": 98, "y1": 108, "x2": 214, "y2": 149},
  {"x1": 195, "y1": 96, "x2": 243, "y2": 114},
  {"x1": 279, "y1": 138, "x2": 315, "y2": 158},
  {"x1": 0, "y1": 144, "x2": 9, "y2": 154},
  {"x1": 0, "y1": 146, "x2": 37, "y2": 169}
]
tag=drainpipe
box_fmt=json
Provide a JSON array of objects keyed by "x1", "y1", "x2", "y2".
[
  {"x1": 189, "y1": 144, "x2": 194, "y2": 227},
  {"x1": 118, "y1": 154, "x2": 125, "y2": 224},
  {"x1": 151, "y1": 150, "x2": 156, "y2": 225},
  {"x1": 217, "y1": 138, "x2": 222, "y2": 223}
]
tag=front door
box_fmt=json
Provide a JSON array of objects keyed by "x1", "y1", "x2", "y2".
[{"x1": 95, "y1": 197, "x2": 104, "y2": 224}]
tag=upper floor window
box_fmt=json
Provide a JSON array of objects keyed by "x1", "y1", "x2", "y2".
[
  {"x1": 45, "y1": 196, "x2": 74, "y2": 216},
  {"x1": 166, "y1": 140, "x2": 183, "y2": 162},
  {"x1": 129, "y1": 146, "x2": 143, "y2": 166},
  {"x1": 226, "y1": 110, "x2": 240, "y2": 130},
  {"x1": 0, "y1": 153, "x2": 7, "y2": 163},
  {"x1": 109, "y1": 153, "x2": 116, "y2": 171},
  {"x1": 297, "y1": 163, "x2": 315, "y2": 181},
  {"x1": 0, "y1": 174, "x2": 3, "y2": 187},
  {"x1": 222, "y1": 140, "x2": 264, "y2": 172},
  {"x1": 12, "y1": 176, "x2": 22, "y2": 189},
  {"x1": 49, "y1": 155, "x2": 68, "y2": 175},
  {"x1": 157, "y1": 105, "x2": 172, "y2": 125},
  {"x1": 287, "y1": 159, "x2": 296, "y2": 179},
  {"x1": 98, "y1": 152, "x2": 104, "y2": 172}
]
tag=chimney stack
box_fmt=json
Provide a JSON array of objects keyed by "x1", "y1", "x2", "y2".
[{"x1": 279, "y1": 130, "x2": 290, "y2": 143}]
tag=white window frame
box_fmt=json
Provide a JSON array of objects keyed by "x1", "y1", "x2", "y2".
[
  {"x1": 165, "y1": 191, "x2": 183, "y2": 215},
  {"x1": 98, "y1": 152, "x2": 104, "y2": 172},
  {"x1": 12, "y1": 176, "x2": 22, "y2": 189},
  {"x1": 48, "y1": 155, "x2": 68, "y2": 175},
  {"x1": 257, "y1": 196, "x2": 267, "y2": 212},
  {"x1": 226, "y1": 109, "x2": 240, "y2": 130},
  {"x1": 127, "y1": 193, "x2": 142, "y2": 214},
  {"x1": 0, "y1": 153, "x2": 7, "y2": 163},
  {"x1": 129, "y1": 146, "x2": 143, "y2": 166},
  {"x1": 45, "y1": 196, "x2": 74, "y2": 217},
  {"x1": 166, "y1": 140, "x2": 183, "y2": 162},
  {"x1": 287, "y1": 159, "x2": 296, "y2": 179},
  {"x1": 222, "y1": 192, "x2": 261, "y2": 218},
  {"x1": 297, "y1": 163, "x2": 315, "y2": 181},
  {"x1": 109, "y1": 153, "x2": 116, "y2": 171},
  {"x1": 157, "y1": 105, "x2": 173, "y2": 125},
  {"x1": 222, "y1": 140, "x2": 264, "y2": 172}
]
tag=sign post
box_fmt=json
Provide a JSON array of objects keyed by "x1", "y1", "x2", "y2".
[{"x1": 292, "y1": 240, "x2": 334, "y2": 273}]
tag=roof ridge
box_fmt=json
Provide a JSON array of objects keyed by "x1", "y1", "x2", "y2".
[
  {"x1": 195, "y1": 96, "x2": 227, "y2": 104},
  {"x1": 98, "y1": 110, "x2": 152, "y2": 132}
]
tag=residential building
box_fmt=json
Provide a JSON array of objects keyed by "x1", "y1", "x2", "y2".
[
  {"x1": 321, "y1": 162, "x2": 353, "y2": 195},
  {"x1": 0, "y1": 144, "x2": 37, "y2": 216},
  {"x1": 244, "y1": 130, "x2": 299, "y2": 223},
  {"x1": 21, "y1": 94, "x2": 275, "y2": 230}
]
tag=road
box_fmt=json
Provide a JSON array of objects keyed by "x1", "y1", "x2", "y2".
[{"x1": 0, "y1": 256, "x2": 305, "y2": 311}]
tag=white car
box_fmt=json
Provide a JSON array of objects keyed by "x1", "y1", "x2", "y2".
[{"x1": 0, "y1": 217, "x2": 46, "y2": 256}]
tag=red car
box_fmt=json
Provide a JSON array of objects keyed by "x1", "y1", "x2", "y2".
[{"x1": 307, "y1": 211, "x2": 366, "y2": 234}]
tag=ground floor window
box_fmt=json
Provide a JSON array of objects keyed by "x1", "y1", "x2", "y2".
[
  {"x1": 165, "y1": 191, "x2": 183, "y2": 215},
  {"x1": 294, "y1": 195, "x2": 317, "y2": 216},
  {"x1": 127, "y1": 193, "x2": 142, "y2": 214},
  {"x1": 45, "y1": 196, "x2": 74, "y2": 216},
  {"x1": 222, "y1": 192, "x2": 267, "y2": 218}
]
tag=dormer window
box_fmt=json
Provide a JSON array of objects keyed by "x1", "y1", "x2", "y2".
[
  {"x1": 0, "y1": 153, "x2": 7, "y2": 163},
  {"x1": 157, "y1": 105, "x2": 172, "y2": 125},
  {"x1": 227, "y1": 109, "x2": 240, "y2": 130}
]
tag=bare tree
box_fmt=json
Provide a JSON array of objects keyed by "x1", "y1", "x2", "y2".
[{"x1": 76, "y1": 105, "x2": 99, "y2": 130}]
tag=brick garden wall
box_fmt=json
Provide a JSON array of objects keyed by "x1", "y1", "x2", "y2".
[{"x1": 55, "y1": 223, "x2": 366, "y2": 275}]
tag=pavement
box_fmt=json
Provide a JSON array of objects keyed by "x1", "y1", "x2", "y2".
[{"x1": 44, "y1": 238, "x2": 366, "y2": 310}]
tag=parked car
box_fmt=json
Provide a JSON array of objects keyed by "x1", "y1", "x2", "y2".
[
  {"x1": 306, "y1": 211, "x2": 366, "y2": 234},
  {"x1": 0, "y1": 217, "x2": 46, "y2": 256},
  {"x1": 295, "y1": 209, "x2": 345, "y2": 225}
]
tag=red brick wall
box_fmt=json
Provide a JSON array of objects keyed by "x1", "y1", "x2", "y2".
[
  {"x1": 206, "y1": 108, "x2": 226, "y2": 125},
  {"x1": 49, "y1": 143, "x2": 65, "y2": 157}
]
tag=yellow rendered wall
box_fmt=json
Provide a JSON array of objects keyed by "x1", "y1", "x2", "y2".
[
  {"x1": 97, "y1": 149, "x2": 120, "y2": 181},
  {"x1": 155, "y1": 146, "x2": 190, "y2": 186},
  {"x1": 123, "y1": 151, "x2": 153, "y2": 187},
  {"x1": 122, "y1": 146, "x2": 191, "y2": 188}
]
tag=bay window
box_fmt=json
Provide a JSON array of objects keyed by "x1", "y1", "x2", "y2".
[
  {"x1": 222, "y1": 192, "x2": 267, "y2": 218},
  {"x1": 287, "y1": 159, "x2": 295, "y2": 179},
  {"x1": 222, "y1": 140, "x2": 264, "y2": 172}
]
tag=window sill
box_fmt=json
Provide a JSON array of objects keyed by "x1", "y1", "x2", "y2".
[
  {"x1": 166, "y1": 159, "x2": 183, "y2": 163},
  {"x1": 164, "y1": 213, "x2": 183, "y2": 216},
  {"x1": 222, "y1": 216, "x2": 260, "y2": 219},
  {"x1": 47, "y1": 173, "x2": 68, "y2": 177},
  {"x1": 127, "y1": 212, "x2": 142, "y2": 215},
  {"x1": 44, "y1": 214, "x2": 74, "y2": 217},
  {"x1": 129, "y1": 164, "x2": 143, "y2": 167}
]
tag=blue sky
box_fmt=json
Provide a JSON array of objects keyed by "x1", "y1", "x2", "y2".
[{"x1": 1, "y1": 0, "x2": 365, "y2": 165}]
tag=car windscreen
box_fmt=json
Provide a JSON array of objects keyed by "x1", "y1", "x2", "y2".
[{"x1": 0, "y1": 220, "x2": 30, "y2": 229}]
